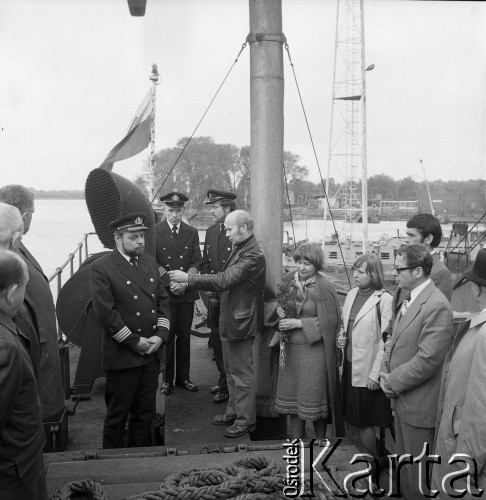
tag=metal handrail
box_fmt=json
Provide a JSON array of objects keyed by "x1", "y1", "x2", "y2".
[{"x1": 48, "y1": 232, "x2": 97, "y2": 298}]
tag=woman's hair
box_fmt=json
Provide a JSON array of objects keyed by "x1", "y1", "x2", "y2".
[
  {"x1": 352, "y1": 252, "x2": 384, "y2": 290},
  {"x1": 293, "y1": 242, "x2": 325, "y2": 271}
]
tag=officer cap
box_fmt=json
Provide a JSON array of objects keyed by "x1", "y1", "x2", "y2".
[
  {"x1": 160, "y1": 192, "x2": 188, "y2": 207},
  {"x1": 204, "y1": 189, "x2": 237, "y2": 205},
  {"x1": 109, "y1": 212, "x2": 148, "y2": 232}
]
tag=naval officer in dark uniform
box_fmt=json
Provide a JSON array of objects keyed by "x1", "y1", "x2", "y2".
[
  {"x1": 89, "y1": 213, "x2": 170, "y2": 449},
  {"x1": 155, "y1": 192, "x2": 201, "y2": 395},
  {"x1": 201, "y1": 189, "x2": 236, "y2": 404}
]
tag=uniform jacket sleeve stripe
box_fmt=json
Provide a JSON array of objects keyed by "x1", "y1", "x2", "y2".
[
  {"x1": 113, "y1": 326, "x2": 132, "y2": 342},
  {"x1": 157, "y1": 318, "x2": 170, "y2": 329}
]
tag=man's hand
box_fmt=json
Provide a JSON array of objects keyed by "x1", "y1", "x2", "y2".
[
  {"x1": 169, "y1": 281, "x2": 185, "y2": 295},
  {"x1": 134, "y1": 337, "x2": 151, "y2": 355},
  {"x1": 380, "y1": 372, "x2": 395, "y2": 398},
  {"x1": 145, "y1": 336, "x2": 163, "y2": 355},
  {"x1": 168, "y1": 270, "x2": 188, "y2": 283},
  {"x1": 276, "y1": 306, "x2": 286, "y2": 319}
]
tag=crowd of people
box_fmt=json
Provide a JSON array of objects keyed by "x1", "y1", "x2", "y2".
[{"x1": 0, "y1": 184, "x2": 485, "y2": 499}]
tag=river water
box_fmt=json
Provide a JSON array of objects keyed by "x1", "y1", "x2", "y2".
[{"x1": 27, "y1": 199, "x2": 465, "y2": 296}]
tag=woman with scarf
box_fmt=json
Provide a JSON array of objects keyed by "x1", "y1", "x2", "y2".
[{"x1": 274, "y1": 242, "x2": 344, "y2": 439}]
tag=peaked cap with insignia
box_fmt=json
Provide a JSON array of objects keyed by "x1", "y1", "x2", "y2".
[
  {"x1": 109, "y1": 212, "x2": 149, "y2": 232},
  {"x1": 160, "y1": 191, "x2": 188, "y2": 207},
  {"x1": 204, "y1": 189, "x2": 237, "y2": 205}
]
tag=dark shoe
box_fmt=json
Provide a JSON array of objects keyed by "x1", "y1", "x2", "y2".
[
  {"x1": 224, "y1": 423, "x2": 256, "y2": 438},
  {"x1": 213, "y1": 392, "x2": 229, "y2": 404},
  {"x1": 213, "y1": 413, "x2": 237, "y2": 426},
  {"x1": 210, "y1": 385, "x2": 220, "y2": 394},
  {"x1": 160, "y1": 382, "x2": 173, "y2": 395},
  {"x1": 176, "y1": 379, "x2": 198, "y2": 392}
]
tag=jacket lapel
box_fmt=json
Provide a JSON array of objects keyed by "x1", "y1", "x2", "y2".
[
  {"x1": 113, "y1": 249, "x2": 150, "y2": 293},
  {"x1": 353, "y1": 291, "x2": 382, "y2": 326},
  {"x1": 223, "y1": 236, "x2": 256, "y2": 271},
  {"x1": 158, "y1": 221, "x2": 180, "y2": 253},
  {"x1": 391, "y1": 282, "x2": 435, "y2": 348},
  {"x1": 177, "y1": 222, "x2": 191, "y2": 250}
]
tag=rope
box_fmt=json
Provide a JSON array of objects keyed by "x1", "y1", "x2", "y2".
[
  {"x1": 125, "y1": 456, "x2": 286, "y2": 500},
  {"x1": 49, "y1": 479, "x2": 108, "y2": 500},
  {"x1": 149, "y1": 41, "x2": 248, "y2": 205},
  {"x1": 282, "y1": 162, "x2": 297, "y2": 250},
  {"x1": 284, "y1": 42, "x2": 351, "y2": 288}
]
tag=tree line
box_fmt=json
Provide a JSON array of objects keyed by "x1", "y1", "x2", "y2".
[{"x1": 135, "y1": 136, "x2": 485, "y2": 205}]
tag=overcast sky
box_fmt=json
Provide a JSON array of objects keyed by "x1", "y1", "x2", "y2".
[{"x1": 1, "y1": 0, "x2": 485, "y2": 191}]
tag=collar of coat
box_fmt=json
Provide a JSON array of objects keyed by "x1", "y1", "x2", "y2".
[{"x1": 342, "y1": 287, "x2": 388, "y2": 329}]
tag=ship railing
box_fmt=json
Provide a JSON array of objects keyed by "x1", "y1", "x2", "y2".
[{"x1": 47, "y1": 232, "x2": 97, "y2": 296}]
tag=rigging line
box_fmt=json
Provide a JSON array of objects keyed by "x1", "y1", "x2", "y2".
[
  {"x1": 282, "y1": 162, "x2": 297, "y2": 249},
  {"x1": 149, "y1": 41, "x2": 248, "y2": 205},
  {"x1": 284, "y1": 42, "x2": 351, "y2": 288}
]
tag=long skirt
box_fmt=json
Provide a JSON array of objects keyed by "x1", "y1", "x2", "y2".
[
  {"x1": 342, "y1": 361, "x2": 392, "y2": 428},
  {"x1": 275, "y1": 339, "x2": 330, "y2": 421}
]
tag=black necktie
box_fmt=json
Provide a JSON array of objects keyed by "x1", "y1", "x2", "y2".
[
  {"x1": 220, "y1": 223, "x2": 225, "y2": 233},
  {"x1": 129, "y1": 256, "x2": 138, "y2": 270},
  {"x1": 172, "y1": 225, "x2": 178, "y2": 236}
]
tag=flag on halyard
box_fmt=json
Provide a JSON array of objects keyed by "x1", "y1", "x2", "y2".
[{"x1": 99, "y1": 89, "x2": 153, "y2": 171}]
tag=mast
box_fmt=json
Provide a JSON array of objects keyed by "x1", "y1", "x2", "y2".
[
  {"x1": 360, "y1": 0, "x2": 368, "y2": 251},
  {"x1": 248, "y1": 0, "x2": 286, "y2": 435},
  {"x1": 148, "y1": 63, "x2": 160, "y2": 202},
  {"x1": 420, "y1": 159, "x2": 435, "y2": 215}
]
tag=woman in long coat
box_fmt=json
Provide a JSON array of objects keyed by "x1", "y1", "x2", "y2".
[{"x1": 274, "y1": 242, "x2": 344, "y2": 439}]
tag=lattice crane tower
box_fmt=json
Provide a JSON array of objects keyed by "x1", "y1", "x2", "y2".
[{"x1": 325, "y1": 0, "x2": 371, "y2": 249}]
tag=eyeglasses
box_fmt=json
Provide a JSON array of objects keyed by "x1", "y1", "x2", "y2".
[{"x1": 393, "y1": 265, "x2": 417, "y2": 273}]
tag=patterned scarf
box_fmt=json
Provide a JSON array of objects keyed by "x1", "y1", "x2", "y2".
[{"x1": 294, "y1": 271, "x2": 316, "y2": 311}]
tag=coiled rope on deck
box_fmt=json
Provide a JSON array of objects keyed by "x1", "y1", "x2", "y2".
[
  {"x1": 126, "y1": 456, "x2": 285, "y2": 500},
  {"x1": 49, "y1": 479, "x2": 108, "y2": 500}
]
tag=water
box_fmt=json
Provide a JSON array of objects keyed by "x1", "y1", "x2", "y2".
[{"x1": 26, "y1": 199, "x2": 476, "y2": 296}]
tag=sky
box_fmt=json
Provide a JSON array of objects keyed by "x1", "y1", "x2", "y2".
[{"x1": 1, "y1": 0, "x2": 485, "y2": 191}]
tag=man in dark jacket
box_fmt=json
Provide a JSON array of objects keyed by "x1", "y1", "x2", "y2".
[
  {"x1": 169, "y1": 210, "x2": 266, "y2": 438},
  {"x1": 200, "y1": 189, "x2": 237, "y2": 404},
  {"x1": 0, "y1": 185, "x2": 65, "y2": 422},
  {"x1": 155, "y1": 192, "x2": 201, "y2": 395},
  {"x1": 0, "y1": 249, "x2": 47, "y2": 500},
  {"x1": 90, "y1": 213, "x2": 170, "y2": 449}
]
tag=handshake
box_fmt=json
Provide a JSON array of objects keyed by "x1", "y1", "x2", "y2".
[{"x1": 168, "y1": 270, "x2": 189, "y2": 295}]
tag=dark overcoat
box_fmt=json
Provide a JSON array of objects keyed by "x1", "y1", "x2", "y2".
[
  {"x1": 155, "y1": 220, "x2": 201, "y2": 303},
  {"x1": 0, "y1": 311, "x2": 45, "y2": 498},
  {"x1": 18, "y1": 242, "x2": 65, "y2": 417},
  {"x1": 89, "y1": 249, "x2": 170, "y2": 371},
  {"x1": 188, "y1": 235, "x2": 266, "y2": 341}
]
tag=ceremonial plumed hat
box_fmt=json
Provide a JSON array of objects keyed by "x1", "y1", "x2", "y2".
[
  {"x1": 160, "y1": 192, "x2": 188, "y2": 207},
  {"x1": 109, "y1": 212, "x2": 148, "y2": 232},
  {"x1": 462, "y1": 249, "x2": 486, "y2": 287},
  {"x1": 205, "y1": 189, "x2": 237, "y2": 205}
]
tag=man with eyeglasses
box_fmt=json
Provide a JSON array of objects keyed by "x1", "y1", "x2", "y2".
[{"x1": 380, "y1": 244, "x2": 453, "y2": 499}]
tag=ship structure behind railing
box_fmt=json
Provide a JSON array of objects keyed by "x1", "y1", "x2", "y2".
[{"x1": 48, "y1": 232, "x2": 98, "y2": 298}]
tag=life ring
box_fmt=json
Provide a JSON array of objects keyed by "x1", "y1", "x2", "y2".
[{"x1": 378, "y1": 234, "x2": 390, "y2": 246}]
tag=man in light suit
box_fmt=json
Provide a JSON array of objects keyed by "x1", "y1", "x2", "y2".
[
  {"x1": 381, "y1": 244, "x2": 453, "y2": 500},
  {"x1": 432, "y1": 249, "x2": 486, "y2": 498},
  {"x1": 169, "y1": 210, "x2": 266, "y2": 438}
]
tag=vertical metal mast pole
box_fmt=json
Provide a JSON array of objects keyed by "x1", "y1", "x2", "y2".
[
  {"x1": 360, "y1": 0, "x2": 369, "y2": 251},
  {"x1": 149, "y1": 63, "x2": 160, "y2": 203},
  {"x1": 249, "y1": 0, "x2": 284, "y2": 296},
  {"x1": 324, "y1": 0, "x2": 341, "y2": 243},
  {"x1": 248, "y1": 0, "x2": 286, "y2": 436}
]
